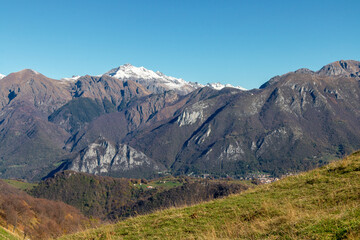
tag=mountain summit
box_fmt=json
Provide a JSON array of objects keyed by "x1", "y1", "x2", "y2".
[
  {"x1": 105, "y1": 64, "x2": 175, "y2": 80},
  {"x1": 104, "y1": 64, "x2": 246, "y2": 94},
  {"x1": 104, "y1": 64, "x2": 200, "y2": 95},
  {"x1": 317, "y1": 60, "x2": 360, "y2": 77}
]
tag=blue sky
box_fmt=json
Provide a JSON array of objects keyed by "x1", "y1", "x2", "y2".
[{"x1": 1, "y1": 0, "x2": 359, "y2": 89}]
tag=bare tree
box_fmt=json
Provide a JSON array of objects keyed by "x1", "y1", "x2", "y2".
[{"x1": 5, "y1": 205, "x2": 18, "y2": 231}]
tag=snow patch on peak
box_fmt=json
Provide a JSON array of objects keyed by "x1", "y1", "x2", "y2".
[
  {"x1": 206, "y1": 82, "x2": 246, "y2": 91},
  {"x1": 61, "y1": 75, "x2": 81, "y2": 82},
  {"x1": 105, "y1": 64, "x2": 199, "y2": 94},
  {"x1": 106, "y1": 64, "x2": 182, "y2": 81},
  {"x1": 104, "y1": 63, "x2": 246, "y2": 94},
  {"x1": 0, "y1": 74, "x2": 5, "y2": 80}
]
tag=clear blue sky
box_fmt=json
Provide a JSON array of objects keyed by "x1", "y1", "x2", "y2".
[{"x1": 1, "y1": 0, "x2": 359, "y2": 89}]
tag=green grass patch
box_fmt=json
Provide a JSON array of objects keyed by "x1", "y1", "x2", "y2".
[
  {"x1": 3, "y1": 179, "x2": 37, "y2": 191},
  {"x1": 53, "y1": 160, "x2": 66, "y2": 168},
  {"x1": 0, "y1": 226, "x2": 19, "y2": 240}
]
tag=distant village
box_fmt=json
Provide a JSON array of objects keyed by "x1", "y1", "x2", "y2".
[{"x1": 185, "y1": 172, "x2": 298, "y2": 185}]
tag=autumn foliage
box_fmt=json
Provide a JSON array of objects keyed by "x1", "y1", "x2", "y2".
[{"x1": 0, "y1": 180, "x2": 88, "y2": 239}]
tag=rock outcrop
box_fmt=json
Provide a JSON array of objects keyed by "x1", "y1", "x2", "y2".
[{"x1": 65, "y1": 138, "x2": 165, "y2": 178}]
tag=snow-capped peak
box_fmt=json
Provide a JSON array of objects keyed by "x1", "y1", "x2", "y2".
[
  {"x1": 206, "y1": 82, "x2": 246, "y2": 91},
  {"x1": 104, "y1": 64, "x2": 246, "y2": 94},
  {"x1": 61, "y1": 75, "x2": 81, "y2": 82},
  {"x1": 0, "y1": 74, "x2": 5, "y2": 80},
  {"x1": 104, "y1": 64, "x2": 197, "y2": 95},
  {"x1": 105, "y1": 64, "x2": 183, "y2": 81}
]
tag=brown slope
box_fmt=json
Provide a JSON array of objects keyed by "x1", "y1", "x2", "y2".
[
  {"x1": 0, "y1": 70, "x2": 73, "y2": 181},
  {"x1": 122, "y1": 86, "x2": 221, "y2": 134},
  {"x1": 0, "y1": 180, "x2": 87, "y2": 240},
  {"x1": 0, "y1": 101, "x2": 70, "y2": 181},
  {"x1": 66, "y1": 86, "x2": 221, "y2": 153},
  {"x1": 0, "y1": 69, "x2": 72, "y2": 114},
  {"x1": 49, "y1": 76, "x2": 152, "y2": 134},
  {"x1": 71, "y1": 75, "x2": 150, "y2": 106},
  {"x1": 127, "y1": 87, "x2": 249, "y2": 170},
  {"x1": 58, "y1": 92, "x2": 187, "y2": 178},
  {"x1": 58, "y1": 88, "x2": 220, "y2": 178}
]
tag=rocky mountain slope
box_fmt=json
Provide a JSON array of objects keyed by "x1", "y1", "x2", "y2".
[
  {"x1": 0, "y1": 60, "x2": 359, "y2": 181},
  {"x1": 317, "y1": 59, "x2": 360, "y2": 77},
  {"x1": 0, "y1": 70, "x2": 154, "y2": 180},
  {"x1": 0, "y1": 70, "x2": 72, "y2": 180},
  {"x1": 0, "y1": 69, "x2": 71, "y2": 113},
  {"x1": 64, "y1": 60, "x2": 360, "y2": 178}
]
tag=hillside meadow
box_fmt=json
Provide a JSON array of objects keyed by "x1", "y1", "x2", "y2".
[{"x1": 59, "y1": 151, "x2": 360, "y2": 240}]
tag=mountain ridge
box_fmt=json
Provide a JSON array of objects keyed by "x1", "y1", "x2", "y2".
[
  {"x1": 104, "y1": 64, "x2": 202, "y2": 95},
  {"x1": 0, "y1": 60, "x2": 360, "y2": 181}
]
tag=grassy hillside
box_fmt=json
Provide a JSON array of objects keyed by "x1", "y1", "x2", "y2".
[
  {"x1": 60, "y1": 151, "x2": 360, "y2": 239},
  {"x1": 3, "y1": 179, "x2": 37, "y2": 191}
]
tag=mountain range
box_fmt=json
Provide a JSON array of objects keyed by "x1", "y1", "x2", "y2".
[{"x1": 0, "y1": 60, "x2": 360, "y2": 181}]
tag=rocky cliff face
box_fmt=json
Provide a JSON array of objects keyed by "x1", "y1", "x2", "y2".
[{"x1": 65, "y1": 137, "x2": 165, "y2": 178}]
